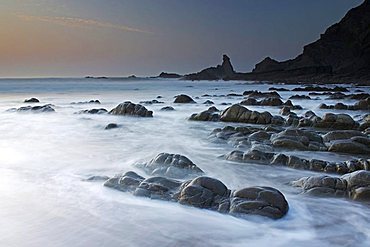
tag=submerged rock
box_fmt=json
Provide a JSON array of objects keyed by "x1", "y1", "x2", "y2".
[
  {"x1": 139, "y1": 100, "x2": 164, "y2": 105},
  {"x1": 110, "y1": 101, "x2": 153, "y2": 117},
  {"x1": 78, "y1": 108, "x2": 108, "y2": 114},
  {"x1": 24, "y1": 97, "x2": 40, "y2": 103},
  {"x1": 174, "y1": 94, "x2": 196, "y2": 103},
  {"x1": 225, "y1": 148, "x2": 370, "y2": 175},
  {"x1": 319, "y1": 97, "x2": 370, "y2": 111},
  {"x1": 136, "y1": 153, "x2": 204, "y2": 179},
  {"x1": 105, "y1": 123, "x2": 119, "y2": 130},
  {"x1": 104, "y1": 171, "x2": 289, "y2": 219},
  {"x1": 242, "y1": 90, "x2": 281, "y2": 98},
  {"x1": 71, "y1": 100, "x2": 100, "y2": 104},
  {"x1": 160, "y1": 106, "x2": 175, "y2": 111},
  {"x1": 16, "y1": 104, "x2": 55, "y2": 112},
  {"x1": 289, "y1": 95, "x2": 312, "y2": 100},
  {"x1": 189, "y1": 107, "x2": 220, "y2": 121}
]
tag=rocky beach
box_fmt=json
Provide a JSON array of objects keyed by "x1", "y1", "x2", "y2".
[
  {"x1": 0, "y1": 78, "x2": 369, "y2": 246},
  {"x1": 1, "y1": 0, "x2": 370, "y2": 246}
]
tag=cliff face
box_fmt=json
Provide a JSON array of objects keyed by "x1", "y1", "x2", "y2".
[
  {"x1": 182, "y1": 1, "x2": 370, "y2": 84},
  {"x1": 251, "y1": 0, "x2": 370, "y2": 81}
]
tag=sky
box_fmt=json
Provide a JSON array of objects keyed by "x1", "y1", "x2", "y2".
[{"x1": 0, "y1": 0, "x2": 364, "y2": 78}]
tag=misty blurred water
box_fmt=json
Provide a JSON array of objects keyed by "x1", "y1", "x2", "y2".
[{"x1": 0, "y1": 78, "x2": 369, "y2": 247}]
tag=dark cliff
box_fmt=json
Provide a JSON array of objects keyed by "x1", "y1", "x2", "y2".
[{"x1": 181, "y1": 1, "x2": 370, "y2": 84}]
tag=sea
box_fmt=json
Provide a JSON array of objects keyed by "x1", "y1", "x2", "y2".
[{"x1": 0, "y1": 78, "x2": 369, "y2": 247}]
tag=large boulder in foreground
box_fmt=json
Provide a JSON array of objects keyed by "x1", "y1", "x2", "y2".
[
  {"x1": 136, "y1": 153, "x2": 204, "y2": 179},
  {"x1": 103, "y1": 171, "x2": 289, "y2": 219},
  {"x1": 292, "y1": 170, "x2": 370, "y2": 202},
  {"x1": 109, "y1": 101, "x2": 153, "y2": 117}
]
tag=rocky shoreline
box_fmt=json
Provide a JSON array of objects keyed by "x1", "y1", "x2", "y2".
[{"x1": 8, "y1": 82, "x2": 370, "y2": 223}]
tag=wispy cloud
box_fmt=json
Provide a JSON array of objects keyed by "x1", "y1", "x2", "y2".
[{"x1": 15, "y1": 14, "x2": 152, "y2": 34}]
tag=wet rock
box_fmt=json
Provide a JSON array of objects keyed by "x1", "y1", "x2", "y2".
[
  {"x1": 292, "y1": 176, "x2": 347, "y2": 197},
  {"x1": 189, "y1": 107, "x2": 220, "y2": 121},
  {"x1": 268, "y1": 87, "x2": 289, "y2": 91},
  {"x1": 224, "y1": 148, "x2": 369, "y2": 175},
  {"x1": 137, "y1": 153, "x2": 204, "y2": 179},
  {"x1": 104, "y1": 171, "x2": 289, "y2": 219},
  {"x1": 240, "y1": 97, "x2": 288, "y2": 107},
  {"x1": 230, "y1": 186, "x2": 289, "y2": 219},
  {"x1": 71, "y1": 100, "x2": 100, "y2": 104},
  {"x1": 319, "y1": 97, "x2": 370, "y2": 111},
  {"x1": 327, "y1": 140, "x2": 370, "y2": 155},
  {"x1": 203, "y1": 100, "x2": 215, "y2": 105},
  {"x1": 134, "y1": 176, "x2": 183, "y2": 200},
  {"x1": 289, "y1": 95, "x2": 311, "y2": 100},
  {"x1": 24, "y1": 97, "x2": 40, "y2": 103},
  {"x1": 78, "y1": 108, "x2": 108, "y2": 114},
  {"x1": 323, "y1": 130, "x2": 367, "y2": 142},
  {"x1": 104, "y1": 171, "x2": 145, "y2": 192},
  {"x1": 179, "y1": 176, "x2": 229, "y2": 209},
  {"x1": 105, "y1": 123, "x2": 119, "y2": 130},
  {"x1": 85, "y1": 175, "x2": 110, "y2": 181},
  {"x1": 292, "y1": 170, "x2": 370, "y2": 202},
  {"x1": 220, "y1": 104, "x2": 274, "y2": 125},
  {"x1": 174, "y1": 94, "x2": 196, "y2": 103},
  {"x1": 139, "y1": 100, "x2": 164, "y2": 105},
  {"x1": 225, "y1": 149, "x2": 274, "y2": 163},
  {"x1": 313, "y1": 113, "x2": 358, "y2": 130},
  {"x1": 271, "y1": 128, "x2": 326, "y2": 151},
  {"x1": 242, "y1": 90, "x2": 281, "y2": 98},
  {"x1": 279, "y1": 106, "x2": 291, "y2": 116},
  {"x1": 227, "y1": 93, "x2": 243, "y2": 97},
  {"x1": 110, "y1": 101, "x2": 153, "y2": 117},
  {"x1": 292, "y1": 86, "x2": 348, "y2": 92},
  {"x1": 160, "y1": 106, "x2": 175, "y2": 111},
  {"x1": 16, "y1": 104, "x2": 55, "y2": 112}
]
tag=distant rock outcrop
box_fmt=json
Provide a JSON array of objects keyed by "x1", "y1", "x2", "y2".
[
  {"x1": 179, "y1": 1, "x2": 370, "y2": 84},
  {"x1": 158, "y1": 72, "x2": 182, "y2": 79},
  {"x1": 183, "y1": 55, "x2": 236, "y2": 80}
]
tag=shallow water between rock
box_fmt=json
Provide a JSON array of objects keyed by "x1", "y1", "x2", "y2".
[{"x1": 0, "y1": 78, "x2": 369, "y2": 247}]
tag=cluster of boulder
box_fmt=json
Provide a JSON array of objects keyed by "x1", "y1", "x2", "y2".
[
  {"x1": 103, "y1": 172, "x2": 289, "y2": 219},
  {"x1": 91, "y1": 152, "x2": 290, "y2": 219},
  {"x1": 240, "y1": 97, "x2": 302, "y2": 110},
  {"x1": 211, "y1": 126, "x2": 370, "y2": 155},
  {"x1": 190, "y1": 104, "x2": 367, "y2": 131},
  {"x1": 225, "y1": 149, "x2": 370, "y2": 175},
  {"x1": 71, "y1": 99, "x2": 101, "y2": 104},
  {"x1": 77, "y1": 108, "x2": 108, "y2": 114},
  {"x1": 15, "y1": 104, "x2": 55, "y2": 112},
  {"x1": 319, "y1": 97, "x2": 370, "y2": 111},
  {"x1": 292, "y1": 170, "x2": 370, "y2": 202}
]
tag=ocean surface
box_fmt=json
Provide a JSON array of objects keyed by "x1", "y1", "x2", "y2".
[{"x1": 0, "y1": 78, "x2": 369, "y2": 247}]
